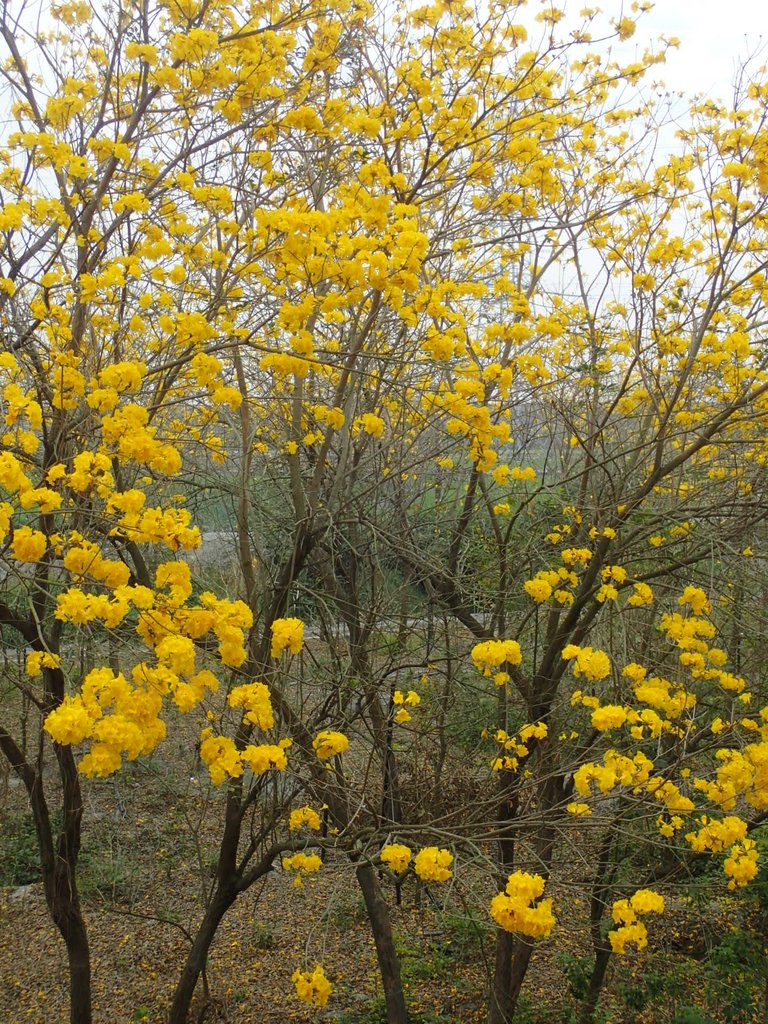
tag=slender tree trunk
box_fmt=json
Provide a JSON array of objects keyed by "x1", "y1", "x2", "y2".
[
  {"x1": 489, "y1": 768, "x2": 561, "y2": 1024},
  {"x1": 508, "y1": 940, "x2": 534, "y2": 1011},
  {"x1": 488, "y1": 930, "x2": 517, "y2": 1024},
  {"x1": 52, "y1": 733, "x2": 91, "y2": 1024},
  {"x1": 168, "y1": 888, "x2": 235, "y2": 1024},
  {"x1": 579, "y1": 825, "x2": 618, "y2": 1024},
  {"x1": 356, "y1": 862, "x2": 410, "y2": 1024},
  {"x1": 41, "y1": 849, "x2": 91, "y2": 1024},
  {"x1": 488, "y1": 698, "x2": 520, "y2": 1024},
  {"x1": 51, "y1": 887, "x2": 92, "y2": 1024},
  {"x1": 0, "y1": 725, "x2": 92, "y2": 1024},
  {"x1": 381, "y1": 682, "x2": 403, "y2": 826},
  {"x1": 579, "y1": 948, "x2": 612, "y2": 1024}
]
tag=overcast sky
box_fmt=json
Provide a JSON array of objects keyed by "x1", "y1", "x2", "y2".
[{"x1": 622, "y1": 0, "x2": 766, "y2": 100}]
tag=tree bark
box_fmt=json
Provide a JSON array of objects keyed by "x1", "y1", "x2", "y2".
[
  {"x1": 579, "y1": 825, "x2": 619, "y2": 1024},
  {"x1": 356, "y1": 862, "x2": 410, "y2": 1024},
  {"x1": 508, "y1": 939, "x2": 534, "y2": 1013},
  {"x1": 488, "y1": 929, "x2": 516, "y2": 1024},
  {"x1": 168, "y1": 888, "x2": 235, "y2": 1024},
  {"x1": 579, "y1": 948, "x2": 612, "y2": 1024},
  {"x1": 53, "y1": 889, "x2": 91, "y2": 1024},
  {"x1": 0, "y1": 727, "x2": 92, "y2": 1024}
]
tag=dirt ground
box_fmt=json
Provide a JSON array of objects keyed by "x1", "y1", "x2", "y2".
[{"x1": 0, "y1": 756, "x2": 500, "y2": 1024}]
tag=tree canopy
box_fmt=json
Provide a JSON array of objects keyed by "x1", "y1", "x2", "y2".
[{"x1": 1, "y1": 0, "x2": 768, "y2": 1022}]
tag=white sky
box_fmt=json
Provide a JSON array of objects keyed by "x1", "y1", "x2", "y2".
[{"x1": 625, "y1": 0, "x2": 766, "y2": 100}]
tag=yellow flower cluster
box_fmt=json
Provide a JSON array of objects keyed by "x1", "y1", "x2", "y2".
[
  {"x1": 132, "y1": 586, "x2": 252, "y2": 670},
  {"x1": 200, "y1": 594, "x2": 253, "y2": 668},
  {"x1": 435, "y1": 386, "x2": 511, "y2": 474},
  {"x1": 628, "y1": 581, "x2": 654, "y2": 607},
  {"x1": 313, "y1": 730, "x2": 349, "y2": 760},
  {"x1": 561, "y1": 645, "x2": 611, "y2": 681},
  {"x1": 241, "y1": 742, "x2": 291, "y2": 776},
  {"x1": 101, "y1": 404, "x2": 182, "y2": 475},
  {"x1": 312, "y1": 404, "x2": 346, "y2": 431},
  {"x1": 292, "y1": 965, "x2": 332, "y2": 1007},
  {"x1": 413, "y1": 846, "x2": 453, "y2": 883},
  {"x1": 283, "y1": 852, "x2": 322, "y2": 887},
  {"x1": 20, "y1": 486, "x2": 61, "y2": 512},
  {"x1": 199, "y1": 729, "x2": 290, "y2": 785},
  {"x1": 289, "y1": 806, "x2": 322, "y2": 832},
  {"x1": 0, "y1": 503, "x2": 12, "y2": 545},
  {"x1": 573, "y1": 686, "x2": 674, "y2": 741},
  {"x1": 393, "y1": 689, "x2": 420, "y2": 723},
  {"x1": 493, "y1": 464, "x2": 536, "y2": 484},
  {"x1": 659, "y1": 612, "x2": 716, "y2": 651},
  {"x1": 610, "y1": 889, "x2": 665, "y2": 954},
  {"x1": 198, "y1": 731, "x2": 241, "y2": 783},
  {"x1": 591, "y1": 705, "x2": 628, "y2": 731},
  {"x1": 685, "y1": 814, "x2": 747, "y2": 853},
  {"x1": 567, "y1": 802, "x2": 592, "y2": 816},
  {"x1": 677, "y1": 585, "x2": 711, "y2": 615},
  {"x1": 270, "y1": 617, "x2": 305, "y2": 658},
  {"x1": 524, "y1": 577, "x2": 553, "y2": 603},
  {"x1": 724, "y1": 839, "x2": 759, "y2": 888},
  {"x1": 573, "y1": 750, "x2": 654, "y2": 798},
  {"x1": 44, "y1": 695, "x2": 95, "y2": 747},
  {"x1": 561, "y1": 547, "x2": 592, "y2": 567},
  {"x1": 25, "y1": 651, "x2": 61, "y2": 676},
  {"x1": 355, "y1": 412, "x2": 386, "y2": 437},
  {"x1": 11, "y1": 525, "x2": 47, "y2": 562},
  {"x1": 63, "y1": 537, "x2": 130, "y2": 588},
  {"x1": 0, "y1": 450, "x2": 32, "y2": 494},
  {"x1": 695, "y1": 743, "x2": 768, "y2": 812},
  {"x1": 490, "y1": 871, "x2": 556, "y2": 939},
  {"x1": 523, "y1": 566, "x2": 579, "y2": 606},
  {"x1": 595, "y1": 565, "x2": 628, "y2": 603},
  {"x1": 228, "y1": 682, "x2": 274, "y2": 731},
  {"x1": 633, "y1": 674, "x2": 696, "y2": 722},
  {"x1": 44, "y1": 667, "x2": 168, "y2": 777},
  {"x1": 380, "y1": 843, "x2": 412, "y2": 874},
  {"x1": 660, "y1": 601, "x2": 746, "y2": 694},
  {"x1": 490, "y1": 722, "x2": 548, "y2": 772},
  {"x1": 471, "y1": 639, "x2": 522, "y2": 680},
  {"x1": 155, "y1": 561, "x2": 193, "y2": 607},
  {"x1": 109, "y1": 498, "x2": 201, "y2": 552},
  {"x1": 645, "y1": 778, "x2": 695, "y2": 816},
  {"x1": 394, "y1": 689, "x2": 420, "y2": 706},
  {"x1": 55, "y1": 588, "x2": 130, "y2": 629}
]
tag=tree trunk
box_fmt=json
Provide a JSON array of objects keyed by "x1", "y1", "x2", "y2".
[
  {"x1": 489, "y1": 769, "x2": 561, "y2": 1024},
  {"x1": 168, "y1": 888, "x2": 235, "y2": 1024},
  {"x1": 356, "y1": 862, "x2": 409, "y2": 1024},
  {"x1": 381, "y1": 682, "x2": 403, "y2": 826},
  {"x1": 508, "y1": 940, "x2": 534, "y2": 1012},
  {"x1": 579, "y1": 947, "x2": 612, "y2": 1024},
  {"x1": 579, "y1": 825, "x2": 618, "y2": 1024},
  {"x1": 51, "y1": 735, "x2": 91, "y2": 1024},
  {"x1": 42, "y1": 855, "x2": 91, "y2": 1024},
  {"x1": 54, "y1": 893, "x2": 91, "y2": 1024},
  {"x1": 0, "y1": 727, "x2": 93, "y2": 1024},
  {"x1": 488, "y1": 929, "x2": 516, "y2": 1024}
]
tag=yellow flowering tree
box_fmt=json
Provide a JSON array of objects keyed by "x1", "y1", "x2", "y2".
[
  {"x1": 0, "y1": 0, "x2": 376, "y2": 1020},
  {"x1": 3, "y1": 0, "x2": 768, "y2": 1023}
]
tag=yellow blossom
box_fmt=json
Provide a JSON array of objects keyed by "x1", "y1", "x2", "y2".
[
  {"x1": 292, "y1": 965, "x2": 332, "y2": 1007},
  {"x1": 270, "y1": 617, "x2": 305, "y2": 658},
  {"x1": 313, "y1": 730, "x2": 349, "y2": 760},
  {"x1": 380, "y1": 843, "x2": 412, "y2": 874},
  {"x1": 289, "y1": 806, "x2": 322, "y2": 831},
  {"x1": 413, "y1": 847, "x2": 453, "y2": 883}
]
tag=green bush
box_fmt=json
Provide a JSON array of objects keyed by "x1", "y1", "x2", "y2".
[{"x1": 0, "y1": 811, "x2": 41, "y2": 886}]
